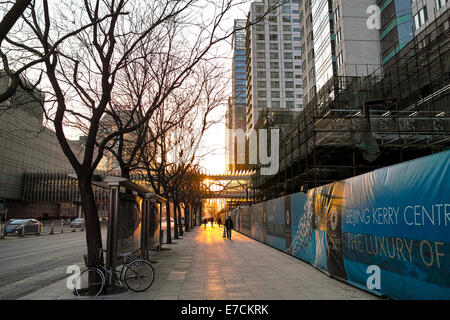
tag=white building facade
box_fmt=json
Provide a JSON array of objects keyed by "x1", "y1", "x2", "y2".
[{"x1": 246, "y1": 0, "x2": 304, "y2": 132}]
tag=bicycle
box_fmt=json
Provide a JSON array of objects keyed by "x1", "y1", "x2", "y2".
[{"x1": 74, "y1": 249, "x2": 155, "y2": 296}]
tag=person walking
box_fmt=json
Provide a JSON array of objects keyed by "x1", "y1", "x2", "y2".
[
  {"x1": 210, "y1": 217, "x2": 214, "y2": 228},
  {"x1": 225, "y1": 216, "x2": 234, "y2": 240},
  {"x1": 203, "y1": 217, "x2": 207, "y2": 229},
  {"x1": 217, "y1": 217, "x2": 222, "y2": 227}
]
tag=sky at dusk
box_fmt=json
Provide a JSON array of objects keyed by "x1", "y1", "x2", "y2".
[{"x1": 43, "y1": 1, "x2": 253, "y2": 174}]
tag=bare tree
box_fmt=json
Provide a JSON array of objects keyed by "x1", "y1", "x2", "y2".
[
  {"x1": 142, "y1": 61, "x2": 226, "y2": 240},
  {"x1": 1, "y1": 0, "x2": 283, "y2": 292},
  {"x1": 0, "y1": 0, "x2": 31, "y2": 43}
]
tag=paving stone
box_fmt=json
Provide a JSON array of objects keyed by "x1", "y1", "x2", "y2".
[{"x1": 21, "y1": 225, "x2": 380, "y2": 300}]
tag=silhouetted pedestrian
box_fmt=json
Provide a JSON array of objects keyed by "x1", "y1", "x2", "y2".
[
  {"x1": 203, "y1": 217, "x2": 207, "y2": 229},
  {"x1": 225, "y1": 216, "x2": 233, "y2": 240},
  {"x1": 217, "y1": 217, "x2": 222, "y2": 226},
  {"x1": 210, "y1": 217, "x2": 214, "y2": 228}
]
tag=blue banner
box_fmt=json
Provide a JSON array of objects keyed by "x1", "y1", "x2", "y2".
[{"x1": 230, "y1": 149, "x2": 450, "y2": 299}]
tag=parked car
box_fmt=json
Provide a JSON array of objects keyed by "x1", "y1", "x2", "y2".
[
  {"x1": 6, "y1": 219, "x2": 42, "y2": 235},
  {"x1": 70, "y1": 218, "x2": 84, "y2": 228}
]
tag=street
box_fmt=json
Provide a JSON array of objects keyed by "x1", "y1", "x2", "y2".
[{"x1": 0, "y1": 226, "x2": 107, "y2": 300}]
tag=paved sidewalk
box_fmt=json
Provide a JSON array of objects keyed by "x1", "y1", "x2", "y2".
[{"x1": 21, "y1": 225, "x2": 379, "y2": 300}]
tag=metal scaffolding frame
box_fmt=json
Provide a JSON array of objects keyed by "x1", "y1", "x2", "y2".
[{"x1": 253, "y1": 10, "x2": 450, "y2": 201}]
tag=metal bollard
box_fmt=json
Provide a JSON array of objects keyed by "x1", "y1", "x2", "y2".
[
  {"x1": 60, "y1": 221, "x2": 64, "y2": 233},
  {"x1": 20, "y1": 224, "x2": 25, "y2": 237},
  {"x1": 80, "y1": 222, "x2": 84, "y2": 232},
  {"x1": 49, "y1": 222, "x2": 54, "y2": 235},
  {"x1": 0, "y1": 224, "x2": 4, "y2": 239}
]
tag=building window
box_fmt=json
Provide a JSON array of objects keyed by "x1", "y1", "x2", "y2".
[
  {"x1": 414, "y1": 6, "x2": 428, "y2": 30},
  {"x1": 336, "y1": 29, "x2": 341, "y2": 45},
  {"x1": 271, "y1": 81, "x2": 280, "y2": 88},
  {"x1": 285, "y1": 81, "x2": 294, "y2": 88},
  {"x1": 272, "y1": 101, "x2": 280, "y2": 107},
  {"x1": 436, "y1": 0, "x2": 448, "y2": 10},
  {"x1": 272, "y1": 91, "x2": 280, "y2": 98}
]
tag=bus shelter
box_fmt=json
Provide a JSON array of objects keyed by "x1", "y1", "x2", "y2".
[{"x1": 69, "y1": 174, "x2": 166, "y2": 288}]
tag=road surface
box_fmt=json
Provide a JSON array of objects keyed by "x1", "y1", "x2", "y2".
[{"x1": 0, "y1": 227, "x2": 107, "y2": 300}]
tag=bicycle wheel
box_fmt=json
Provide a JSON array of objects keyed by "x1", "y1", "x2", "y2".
[
  {"x1": 74, "y1": 267, "x2": 105, "y2": 296},
  {"x1": 124, "y1": 259, "x2": 155, "y2": 292}
]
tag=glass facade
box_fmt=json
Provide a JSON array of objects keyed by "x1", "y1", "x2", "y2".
[
  {"x1": 233, "y1": 20, "x2": 247, "y2": 105},
  {"x1": 311, "y1": 0, "x2": 334, "y2": 92},
  {"x1": 379, "y1": 0, "x2": 414, "y2": 64}
]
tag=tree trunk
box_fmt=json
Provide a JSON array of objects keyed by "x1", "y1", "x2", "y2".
[
  {"x1": 173, "y1": 200, "x2": 179, "y2": 239},
  {"x1": 78, "y1": 176, "x2": 103, "y2": 295},
  {"x1": 165, "y1": 200, "x2": 172, "y2": 244},
  {"x1": 177, "y1": 203, "x2": 183, "y2": 236},
  {"x1": 121, "y1": 166, "x2": 131, "y2": 180},
  {"x1": 185, "y1": 205, "x2": 190, "y2": 232},
  {"x1": 0, "y1": 0, "x2": 31, "y2": 44}
]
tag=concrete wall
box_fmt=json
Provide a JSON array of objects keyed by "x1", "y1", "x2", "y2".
[
  {"x1": 412, "y1": 0, "x2": 450, "y2": 34},
  {"x1": 0, "y1": 108, "x2": 82, "y2": 201},
  {"x1": 339, "y1": 0, "x2": 382, "y2": 76}
]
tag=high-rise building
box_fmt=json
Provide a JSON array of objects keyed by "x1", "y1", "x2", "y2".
[
  {"x1": 245, "y1": 0, "x2": 304, "y2": 133},
  {"x1": 379, "y1": 0, "x2": 414, "y2": 65},
  {"x1": 412, "y1": 0, "x2": 449, "y2": 34},
  {"x1": 300, "y1": 0, "x2": 316, "y2": 104},
  {"x1": 226, "y1": 19, "x2": 248, "y2": 171},
  {"x1": 311, "y1": 0, "x2": 382, "y2": 93}
]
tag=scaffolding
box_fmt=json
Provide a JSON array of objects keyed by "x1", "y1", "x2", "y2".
[{"x1": 253, "y1": 9, "x2": 450, "y2": 200}]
